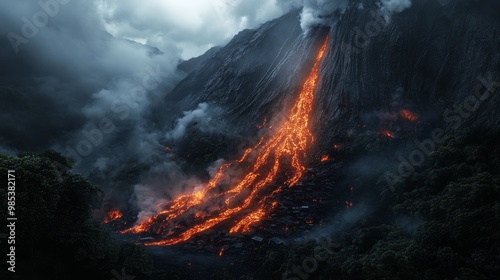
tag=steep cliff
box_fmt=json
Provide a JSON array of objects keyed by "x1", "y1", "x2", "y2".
[{"x1": 161, "y1": 0, "x2": 500, "y2": 153}]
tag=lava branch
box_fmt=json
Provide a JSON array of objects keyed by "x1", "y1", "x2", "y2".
[{"x1": 122, "y1": 37, "x2": 330, "y2": 246}]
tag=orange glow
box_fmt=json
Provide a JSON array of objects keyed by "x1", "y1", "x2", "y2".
[
  {"x1": 400, "y1": 109, "x2": 418, "y2": 121},
  {"x1": 229, "y1": 201, "x2": 277, "y2": 233},
  {"x1": 104, "y1": 209, "x2": 123, "y2": 223},
  {"x1": 320, "y1": 155, "x2": 329, "y2": 162},
  {"x1": 122, "y1": 37, "x2": 329, "y2": 246},
  {"x1": 256, "y1": 117, "x2": 267, "y2": 129},
  {"x1": 381, "y1": 131, "x2": 394, "y2": 138},
  {"x1": 333, "y1": 144, "x2": 340, "y2": 149},
  {"x1": 219, "y1": 247, "x2": 224, "y2": 257}
]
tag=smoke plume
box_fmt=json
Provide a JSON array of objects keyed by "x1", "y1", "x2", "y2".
[{"x1": 277, "y1": 0, "x2": 413, "y2": 32}]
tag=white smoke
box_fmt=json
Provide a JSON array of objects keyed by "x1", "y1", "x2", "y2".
[
  {"x1": 300, "y1": 0, "x2": 349, "y2": 32},
  {"x1": 166, "y1": 102, "x2": 225, "y2": 141},
  {"x1": 278, "y1": 0, "x2": 413, "y2": 32},
  {"x1": 131, "y1": 161, "x2": 204, "y2": 223},
  {"x1": 132, "y1": 184, "x2": 162, "y2": 222}
]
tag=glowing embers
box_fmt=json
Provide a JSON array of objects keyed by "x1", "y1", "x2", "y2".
[
  {"x1": 229, "y1": 201, "x2": 278, "y2": 234},
  {"x1": 380, "y1": 130, "x2": 394, "y2": 138},
  {"x1": 400, "y1": 109, "x2": 418, "y2": 122},
  {"x1": 104, "y1": 209, "x2": 123, "y2": 224},
  {"x1": 122, "y1": 37, "x2": 330, "y2": 246}
]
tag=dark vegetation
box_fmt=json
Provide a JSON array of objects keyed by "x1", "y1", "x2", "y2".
[
  {"x1": 0, "y1": 151, "x2": 153, "y2": 280},
  {"x1": 1, "y1": 126, "x2": 497, "y2": 280},
  {"x1": 235, "y1": 128, "x2": 500, "y2": 280}
]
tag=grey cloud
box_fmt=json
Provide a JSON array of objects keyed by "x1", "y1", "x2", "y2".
[
  {"x1": 300, "y1": 0, "x2": 349, "y2": 32},
  {"x1": 276, "y1": 0, "x2": 413, "y2": 32},
  {"x1": 97, "y1": 0, "x2": 291, "y2": 59},
  {"x1": 0, "y1": 1, "x2": 182, "y2": 183},
  {"x1": 166, "y1": 103, "x2": 225, "y2": 141},
  {"x1": 1, "y1": 1, "x2": 284, "y2": 208}
]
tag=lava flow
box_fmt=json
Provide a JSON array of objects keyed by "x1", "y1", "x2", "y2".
[
  {"x1": 104, "y1": 209, "x2": 123, "y2": 224},
  {"x1": 122, "y1": 37, "x2": 329, "y2": 246},
  {"x1": 400, "y1": 109, "x2": 418, "y2": 122}
]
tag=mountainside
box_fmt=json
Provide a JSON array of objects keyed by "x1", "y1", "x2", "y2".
[
  {"x1": 161, "y1": 0, "x2": 500, "y2": 149},
  {"x1": 144, "y1": 1, "x2": 500, "y2": 279},
  {"x1": 1, "y1": 1, "x2": 498, "y2": 279}
]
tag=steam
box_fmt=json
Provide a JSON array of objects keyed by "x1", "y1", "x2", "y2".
[
  {"x1": 130, "y1": 160, "x2": 204, "y2": 223},
  {"x1": 277, "y1": 0, "x2": 413, "y2": 33},
  {"x1": 0, "y1": 0, "x2": 277, "y2": 203},
  {"x1": 131, "y1": 157, "x2": 231, "y2": 224},
  {"x1": 166, "y1": 103, "x2": 225, "y2": 141},
  {"x1": 300, "y1": 0, "x2": 349, "y2": 32}
]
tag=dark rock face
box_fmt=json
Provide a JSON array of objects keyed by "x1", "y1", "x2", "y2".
[
  {"x1": 159, "y1": 11, "x2": 314, "y2": 132},
  {"x1": 177, "y1": 46, "x2": 221, "y2": 74},
  {"x1": 314, "y1": 0, "x2": 500, "y2": 146},
  {"x1": 160, "y1": 0, "x2": 500, "y2": 151}
]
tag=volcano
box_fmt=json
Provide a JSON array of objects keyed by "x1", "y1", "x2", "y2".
[
  {"x1": 117, "y1": 0, "x2": 499, "y2": 278},
  {"x1": 2, "y1": 1, "x2": 500, "y2": 279},
  {"x1": 123, "y1": 37, "x2": 330, "y2": 246},
  {"x1": 124, "y1": 0, "x2": 500, "y2": 245}
]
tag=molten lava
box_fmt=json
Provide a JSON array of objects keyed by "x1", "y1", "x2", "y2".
[
  {"x1": 320, "y1": 155, "x2": 330, "y2": 162},
  {"x1": 122, "y1": 37, "x2": 329, "y2": 246},
  {"x1": 380, "y1": 130, "x2": 394, "y2": 138},
  {"x1": 400, "y1": 109, "x2": 418, "y2": 122},
  {"x1": 104, "y1": 209, "x2": 123, "y2": 223}
]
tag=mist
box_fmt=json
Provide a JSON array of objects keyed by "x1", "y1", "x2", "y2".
[{"x1": 0, "y1": 0, "x2": 294, "y2": 202}]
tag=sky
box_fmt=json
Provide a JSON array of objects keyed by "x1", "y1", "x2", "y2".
[
  {"x1": 97, "y1": 0, "x2": 411, "y2": 57},
  {"x1": 95, "y1": 0, "x2": 293, "y2": 59},
  {"x1": 0, "y1": 0, "x2": 294, "y2": 155},
  {"x1": 1, "y1": 0, "x2": 413, "y2": 59}
]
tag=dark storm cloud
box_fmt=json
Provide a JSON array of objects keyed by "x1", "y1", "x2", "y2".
[
  {"x1": 0, "y1": 0, "x2": 293, "y2": 155},
  {"x1": 0, "y1": 1, "x2": 298, "y2": 209},
  {"x1": 0, "y1": 0, "x2": 182, "y2": 179}
]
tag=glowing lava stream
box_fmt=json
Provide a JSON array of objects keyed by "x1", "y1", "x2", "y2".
[{"x1": 123, "y1": 37, "x2": 329, "y2": 246}]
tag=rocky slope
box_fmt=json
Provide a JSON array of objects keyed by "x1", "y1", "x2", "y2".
[{"x1": 159, "y1": 0, "x2": 500, "y2": 153}]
